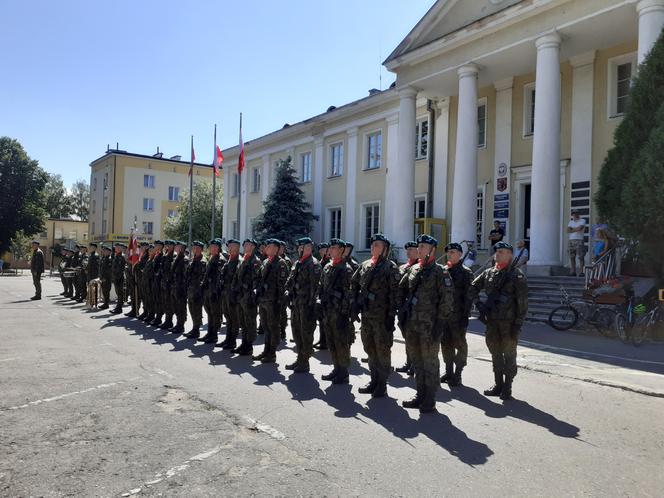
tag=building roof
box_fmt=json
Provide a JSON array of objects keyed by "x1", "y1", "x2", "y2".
[{"x1": 90, "y1": 149, "x2": 212, "y2": 168}]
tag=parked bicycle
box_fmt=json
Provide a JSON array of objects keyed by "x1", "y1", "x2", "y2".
[
  {"x1": 614, "y1": 294, "x2": 640, "y2": 344},
  {"x1": 548, "y1": 286, "x2": 617, "y2": 335},
  {"x1": 629, "y1": 301, "x2": 662, "y2": 346}
]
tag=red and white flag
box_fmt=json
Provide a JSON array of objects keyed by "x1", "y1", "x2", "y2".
[
  {"x1": 188, "y1": 139, "x2": 196, "y2": 177},
  {"x1": 128, "y1": 229, "x2": 139, "y2": 265},
  {"x1": 214, "y1": 145, "x2": 223, "y2": 177},
  {"x1": 238, "y1": 114, "x2": 245, "y2": 174}
]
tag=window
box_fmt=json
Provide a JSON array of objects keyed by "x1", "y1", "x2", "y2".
[
  {"x1": 329, "y1": 143, "x2": 344, "y2": 177},
  {"x1": 168, "y1": 186, "x2": 180, "y2": 201},
  {"x1": 93, "y1": 177, "x2": 97, "y2": 192},
  {"x1": 231, "y1": 221, "x2": 239, "y2": 239},
  {"x1": 523, "y1": 83, "x2": 536, "y2": 137},
  {"x1": 478, "y1": 98, "x2": 487, "y2": 148},
  {"x1": 91, "y1": 222, "x2": 95, "y2": 235},
  {"x1": 415, "y1": 119, "x2": 429, "y2": 159},
  {"x1": 144, "y1": 174, "x2": 155, "y2": 188},
  {"x1": 69, "y1": 231, "x2": 77, "y2": 240},
  {"x1": 101, "y1": 220, "x2": 107, "y2": 235},
  {"x1": 476, "y1": 186, "x2": 486, "y2": 248},
  {"x1": 143, "y1": 198, "x2": 154, "y2": 211},
  {"x1": 363, "y1": 203, "x2": 380, "y2": 250},
  {"x1": 414, "y1": 196, "x2": 426, "y2": 219},
  {"x1": 300, "y1": 152, "x2": 312, "y2": 183},
  {"x1": 328, "y1": 208, "x2": 342, "y2": 239},
  {"x1": 251, "y1": 167, "x2": 261, "y2": 193},
  {"x1": 103, "y1": 173, "x2": 108, "y2": 191},
  {"x1": 231, "y1": 173, "x2": 239, "y2": 197},
  {"x1": 167, "y1": 209, "x2": 177, "y2": 218},
  {"x1": 143, "y1": 221, "x2": 153, "y2": 235},
  {"x1": 365, "y1": 131, "x2": 382, "y2": 170},
  {"x1": 608, "y1": 53, "x2": 636, "y2": 118},
  {"x1": 91, "y1": 199, "x2": 96, "y2": 214}
]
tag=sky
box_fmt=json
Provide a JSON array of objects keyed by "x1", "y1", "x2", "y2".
[{"x1": 1, "y1": 0, "x2": 434, "y2": 187}]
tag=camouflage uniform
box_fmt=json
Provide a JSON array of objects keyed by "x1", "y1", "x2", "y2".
[
  {"x1": 141, "y1": 254, "x2": 156, "y2": 321},
  {"x1": 232, "y1": 253, "x2": 262, "y2": 354},
  {"x1": 396, "y1": 258, "x2": 418, "y2": 374},
  {"x1": 124, "y1": 257, "x2": 133, "y2": 305},
  {"x1": 285, "y1": 254, "x2": 321, "y2": 370},
  {"x1": 133, "y1": 250, "x2": 149, "y2": 318},
  {"x1": 351, "y1": 256, "x2": 400, "y2": 395},
  {"x1": 151, "y1": 250, "x2": 165, "y2": 325},
  {"x1": 99, "y1": 252, "x2": 112, "y2": 308},
  {"x1": 399, "y1": 260, "x2": 454, "y2": 411},
  {"x1": 219, "y1": 255, "x2": 240, "y2": 349},
  {"x1": 200, "y1": 253, "x2": 225, "y2": 343},
  {"x1": 279, "y1": 254, "x2": 292, "y2": 339},
  {"x1": 255, "y1": 254, "x2": 289, "y2": 362},
  {"x1": 160, "y1": 249, "x2": 176, "y2": 329},
  {"x1": 171, "y1": 251, "x2": 189, "y2": 334},
  {"x1": 111, "y1": 250, "x2": 126, "y2": 313},
  {"x1": 317, "y1": 258, "x2": 354, "y2": 383},
  {"x1": 185, "y1": 253, "x2": 206, "y2": 337},
  {"x1": 30, "y1": 247, "x2": 44, "y2": 299},
  {"x1": 469, "y1": 264, "x2": 528, "y2": 398},
  {"x1": 315, "y1": 255, "x2": 331, "y2": 349},
  {"x1": 440, "y1": 262, "x2": 473, "y2": 385}
]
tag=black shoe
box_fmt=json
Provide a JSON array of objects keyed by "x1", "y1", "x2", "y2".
[
  {"x1": 332, "y1": 368, "x2": 349, "y2": 384},
  {"x1": 500, "y1": 376, "x2": 513, "y2": 400},
  {"x1": 30, "y1": 295, "x2": 41, "y2": 301},
  {"x1": 238, "y1": 345, "x2": 253, "y2": 356},
  {"x1": 402, "y1": 397, "x2": 422, "y2": 409},
  {"x1": 261, "y1": 355, "x2": 277, "y2": 364},
  {"x1": 395, "y1": 363, "x2": 411, "y2": 373},
  {"x1": 222, "y1": 340, "x2": 236, "y2": 351},
  {"x1": 151, "y1": 317, "x2": 162, "y2": 327},
  {"x1": 484, "y1": 372, "x2": 504, "y2": 397},
  {"x1": 257, "y1": 326, "x2": 264, "y2": 335},
  {"x1": 321, "y1": 369, "x2": 338, "y2": 381},
  {"x1": 160, "y1": 320, "x2": 174, "y2": 331},
  {"x1": 110, "y1": 307, "x2": 122, "y2": 314},
  {"x1": 293, "y1": 362, "x2": 310, "y2": 373},
  {"x1": 200, "y1": 334, "x2": 218, "y2": 344},
  {"x1": 419, "y1": 404, "x2": 437, "y2": 413},
  {"x1": 137, "y1": 312, "x2": 147, "y2": 320},
  {"x1": 252, "y1": 352, "x2": 266, "y2": 361},
  {"x1": 171, "y1": 325, "x2": 184, "y2": 335},
  {"x1": 76, "y1": 298, "x2": 85, "y2": 303},
  {"x1": 449, "y1": 366, "x2": 463, "y2": 387},
  {"x1": 125, "y1": 311, "x2": 137, "y2": 318},
  {"x1": 358, "y1": 380, "x2": 377, "y2": 394},
  {"x1": 184, "y1": 328, "x2": 200, "y2": 339},
  {"x1": 98, "y1": 304, "x2": 109, "y2": 310},
  {"x1": 285, "y1": 361, "x2": 299, "y2": 370},
  {"x1": 440, "y1": 363, "x2": 454, "y2": 384}
]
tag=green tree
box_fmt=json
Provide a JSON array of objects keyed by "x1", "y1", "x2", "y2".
[
  {"x1": 596, "y1": 33, "x2": 664, "y2": 277},
  {"x1": 0, "y1": 137, "x2": 48, "y2": 253},
  {"x1": 10, "y1": 230, "x2": 33, "y2": 263},
  {"x1": 43, "y1": 173, "x2": 74, "y2": 218},
  {"x1": 253, "y1": 157, "x2": 317, "y2": 245},
  {"x1": 163, "y1": 181, "x2": 223, "y2": 243},
  {"x1": 70, "y1": 178, "x2": 90, "y2": 221}
]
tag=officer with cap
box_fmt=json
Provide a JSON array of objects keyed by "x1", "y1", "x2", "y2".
[
  {"x1": 440, "y1": 242, "x2": 474, "y2": 387},
  {"x1": 184, "y1": 241, "x2": 206, "y2": 338},
  {"x1": 98, "y1": 244, "x2": 113, "y2": 309},
  {"x1": 198, "y1": 239, "x2": 225, "y2": 344},
  {"x1": 170, "y1": 241, "x2": 190, "y2": 334},
  {"x1": 395, "y1": 241, "x2": 419, "y2": 375},
  {"x1": 218, "y1": 239, "x2": 242, "y2": 349},
  {"x1": 469, "y1": 241, "x2": 528, "y2": 400},
  {"x1": 351, "y1": 234, "x2": 400, "y2": 397},
  {"x1": 110, "y1": 242, "x2": 127, "y2": 314},
  {"x1": 150, "y1": 240, "x2": 165, "y2": 327},
  {"x1": 317, "y1": 238, "x2": 354, "y2": 384},
  {"x1": 313, "y1": 242, "x2": 331, "y2": 350},
  {"x1": 29, "y1": 240, "x2": 44, "y2": 300},
  {"x1": 231, "y1": 238, "x2": 262, "y2": 355},
  {"x1": 398, "y1": 234, "x2": 454, "y2": 413}
]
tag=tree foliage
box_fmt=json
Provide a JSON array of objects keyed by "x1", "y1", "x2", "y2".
[
  {"x1": 10, "y1": 230, "x2": 33, "y2": 262},
  {"x1": 163, "y1": 180, "x2": 223, "y2": 243},
  {"x1": 0, "y1": 137, "x2": 48, "y2": 253},
  {"x1": 253, "y1": 157, "x2": 316, "y2": 245},
  {"x1": 596, "y1": 32, "x2": 664, "y2": 276},
  {"x1": 70, "y1": 178, "x2": 90, "y2": 221},
  {"x1": 43, "y1": 173, "x2": 73, "y2": 219}
]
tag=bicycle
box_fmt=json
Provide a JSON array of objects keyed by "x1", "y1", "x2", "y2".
[
  {"x1": 548, "y1": 286, "x2": 617, "y2": 336},
  {"x1": 629, "y1": 302, "x2": 662, "y2": 346}
]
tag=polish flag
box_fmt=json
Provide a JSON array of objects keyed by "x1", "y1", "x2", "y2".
[
  {"x1": 238, "y1": 114, "x2": 245, "y2": 174},
  {"x1": 214, "y1": 145, "x2": 223, "y2": 177},
  {"x1": 188, "y1": 141, "x2": 196, "y2": 177},
  {"x1": 128, "y1": 230, "x2": 139, "y2": 265}
]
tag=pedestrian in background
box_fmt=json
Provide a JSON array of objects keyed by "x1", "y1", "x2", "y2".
[{"x1": 567, "y1": 210, "x2": 586, "y2": 276}]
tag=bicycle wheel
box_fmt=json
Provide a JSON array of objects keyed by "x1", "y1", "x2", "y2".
[
  {"x1": 593, "y1": 308, "x2": 617, "y2": 337},
  {"x1": 548, "y1": 305, "x2": 578, "y2": 331},
  {"x1": 614, "y1": 313, "x2": 630, "y2": 344},
  {"x1": 631, "y1": 316, "x2": 648, "y2": 346}
]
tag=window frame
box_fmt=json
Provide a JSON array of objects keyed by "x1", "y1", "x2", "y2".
[
  {"x1": 364, "y1": 129, "x2": 383, "y2": 171},
  {"x1": 477, "y1": 97, "x2": 488, "y2": 149},
  {"x1": 329, "y1": 142, "x2": 344, "y2": 178},
  {"x1": 415, "y1": 118, "x2": 429, "y2": 160},
  {"x1": 167, "y1": 209, "x2": 177, "y2": 218},
  {"x1": 143, "y1": 197, "x2": 155, "y2": 212},
  {"x1": 607, "y1": 52, "x2": 637, "y2": 119},
  {"x1": 251, "y1": 167, "x2": 261, "y2": 193},
  {"x1": 231, "y1": 173, "x2": 239, "y2": 198},
  {"x1": 168, "y1": 186, "x2": 180, "y2": 202},
  {"x1": 360, "y1": 201, "x2": 381, "y2": 250},
  {"x1": 522, "y1": 82, "x2": 536, "y2": 138},
  {"x1": 327, "y1": 206, "x2": 343, "y2": 240},
  {"x1": 476, "y1": 184, "x2": 486, "y2": 249},
  {"x1": 142, "y1": 221, "x2": 154, "y2": 235},
  {"x1": 300, "y1": 152, "x2": 312, "y2": 183},
  {"x1": 413, "y1": 194, "x2": 427, "y2": 220},
  {"x1": 144, "y1": 174, "x2": 156, "y2": 189}
]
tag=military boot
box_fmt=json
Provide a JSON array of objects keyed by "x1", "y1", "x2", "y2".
[
  {"x1": 98, "y1": 303, "x2": 109, "y2": 310},
  {"x1": 371, "y1": 382, "x2": 387, "y2": 398},
  {"x1": 500, "y1": 375, "x2": 514, "y2": 400},
  {"x1": 484, "y1": 372, "x2": 504, "y2": 397},
  {"x1": 418, "y1": 388, "x2": 437, "y2": 413},
  {"x1": 395, "y1": 361, "x2": 412, "y2": 374},
  {"x1": 222, "y1": 338, "x2": 237, "y2": 351},
  {"x1": 110, "y1": 306, "x2": 122, "y2": 314},
  {"x1": 285, "y1": 359, "x2": 300, "y2": 370},
  {"x1": 200, "y1": 334, "x2": 218, "y2": 344},
  {"x1": 440, "y1": 363, "x2": 454, "y2": 384},
  {"x1": 151, "y1": 314, "x2": 163, "y2": 327},
  {"x1": 125, "y1": 310, "x2": 137, "y2": 318},
  {"x1": 160, "y1": 316, "x2": 174, "y2": 330},
  {"x1": 402, "y1": 388, "x2": 423, "y2": 409},
  {"x1": 321, "y1": 368, "x2": 338, "y2": 381},
  {"x1": 449, "y1": 365, "x2": 463, "y2": 387},
  {"x1": 252, "y1": 351, "x2": 266, "y2": 361},
  {"x1": 260, "y1": 353, "x2": 277, "y2": 363},
  {"x1": 332, "y1": 367, "x2": 349, "y2": 384},
  {"x1": 171, "y1": 324, "x2": 184, "y2": 335},
  {"x1": 293, "y1": 360, "x2": 310, "y2": 373},
  {"x1": 144, "y1": 313, "x2": 154, "y2": 323},
  {"x1": 184, "y1": 326, "x2": 200, "y2": 339},
  {"x1": 359, "y1": 372, "x2": 377, "y2": 394}
]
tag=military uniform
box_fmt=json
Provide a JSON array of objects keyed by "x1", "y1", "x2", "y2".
[
  {"x1": 30, "y1": 244, "x2": 44, "y2": 300},
  {"x1": 151, "y1": 244, "x2": 165, "y2": 326},
  {"x1": 469, "y1": 242, "x2": 528, "y2": 400},
  {"x1": 171, "y1": 243, "x2": 189, "y2": 334},
  {"x1": 199, "y1": 241, "x2": 225, "y2": 344},
  {"x1": 160, "y1": 242, "x2": 176, "y2": 330},
  {"x1": 141, "y1": 250, "x2": 157, "y2": 322},
  {"x1": 87, "y1": 246, "x2": 100, "y2": 282},
  {"x1": 398, "y1": 234, "x2": 454, "y2": 413},
  {"x1": 351, "y1": 235, "x2": 400, "y2": 397},
  {"x1": 76, "y1": 249, "x2": 89, "y2": 302},
  {"x1": 254, "y1": 240, "x2": 289, "y2": 363},
  {"x1": 317, "y1": 239, "x2": 354, "y2": 384},
  {"x1": 58, "y1": 251, "x2": 69, "y2": 295},
  {"x1": 70, "y1": 249, "x2": 82, "y2": 300},
  {"x1": 279, "y1": 245, "x2": 292, "y2": 340},
  {"x1": 124, "y1": 255, "x2": 133, "y2": 306},
  {"x1": 184, "y1": 242, "x2": 206, "y2": 338},
  {"x1": 110, "y1": 244, "x2": 127, "y2": 313},
  {"x1": 218, "y1": 240, "x2": 241, "y2": 350},
  {"x1": 132, "y1": 245, "x2": 149, "y2": 319},
  {"x1": 395, "y1": 242, "x2": 419, "y2": 376},
  {"x1": 99, "y1": 247, "x2": 112, "y2": 309},
  {"x1": 285, "y1": 237, "x2": 321, "y2": 372},
  {"x1": 64, "y1": 251, "x2": 75, "y2": 298},
  {"x1": 232, "y1": 241, "x2": 262, "y2": 355},
  {"x1": 314, "y1": 244, "x2": 331, "y2": 350}
]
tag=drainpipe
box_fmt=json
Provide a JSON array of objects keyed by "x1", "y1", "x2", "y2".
[{"x1": 426, "y1": 99, "x2": 436, "y2": 218}]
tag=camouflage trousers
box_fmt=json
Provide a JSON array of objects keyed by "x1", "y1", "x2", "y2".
[
  {"x1": 222, "y1": 296, "x2": 239, "y2": 342},
  {"x1": 485, "y1": 319, "x2": 519, "y2": 377},
  {"x1": 280, "y1": 303, "x2": 288, "y2": 334},
  {"x1": 441, "y1": 319, "x2": 468, "y2": 368},
  {"x1": 172, "y1": 289, "x2": 187, "y2": 326},
  {"x1": 152, "y1": 280, "x2": 163, "y2": 316},
  {"x1": 238, "y1": 300, "x2": 258, "y2": 344},
  {"x1": 101, "y1": 279, "x2": 111, "y2": 304},
  {"x1": 141, "y1": 281, "x2": 152, "y2": 315},
  {"x1": 162, "y1": 283, "x2": 174, "y2": 318},
  {"x1": 113, "y1": 279, "x2": 124, "y2": 307},
  {"x1": 259, "y1": 301, "x2": 281, "y2": 355},
  {"x1": 403, "y1": 316, "x2": 440, "y2": 394},
  {"x1": 187, "y1": 292, "x2": 203, "y2": 328},
  {"x1": 203, "y1": 292, "x2": 222, "y2": 337},
  {"x1": 291, "y1": 305, "x2": 316, "y2": 362},
  {"x1": 360, "y1": 318, "x2": 393, "y2": 384},
  {"x1": 323, "y1": 311, "x2": 351, "y2": 369}
]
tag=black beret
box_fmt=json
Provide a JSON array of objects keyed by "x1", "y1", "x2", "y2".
[
  {"x1": 416, "y1": 234, "x2": 438, "y2": 247},
  {"x1": 164, "y1": 239, "x2": 175, "y2": 246},
  {"x1": 318, "y1": 242, "x2": 330, "y2": 249},
  {"x1": 493, "y1": 241, "x2": 513, "y2": 251},
  {"x1": 404, "y1": 241, "x2": 418, "y2": 249},
  {"x1": 208, "y1": 239, "x2": 222, "y2": 247},
  {"x1": 192, "y1": 240, "x2": 205, "y2": 248},
  {"x1": 329, "y1": 238, "x2": 346, "y2": 247},
  {"x1": 139, "y1": 241, "x2": 149, "y2": 247},
  {"x1": 154, "y1": 240, "x2": 164, "y2": 246},
  {"x1": 265, "y1": 238, "x2": 280, "y2": 246},
  {"x1": 242, "y1": 238, "x2": 258, "y2": 247},
  {"x1": 226, "y1": 238, "x2": 241, "y2": 246},
  {"x1": 296, "y1": 237, "x2": 313, "y2": 246},
  {"x1": 445, "y1": 242, "x2": 463, "y2": 253},
  {"x1": 370, "y1": 233, "x2": 391, "y2": 246}
]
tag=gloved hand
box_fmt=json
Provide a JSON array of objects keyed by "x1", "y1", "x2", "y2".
[
  {"x1": 385, "y1": 315, "x2": 396, "y2": 333},
  {"x1": 458, "y1": 316, "x2": 469, "y2": 329}
]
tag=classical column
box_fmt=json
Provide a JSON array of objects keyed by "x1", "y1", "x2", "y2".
[
  {"x1": 637, "y1": 0, "x2": 664, "y2": 64},
  {"x1": 451, "y1": 64, "x2": 479, "y2": 245},
  {"x1": 312, "y1": 136, "x2": 324, "y2": 242},
  {"x1": 433, "y1": 98, "x2": 450, "y2": 219},
  {"x1": 344, "y1": 127, "x2": 359, "y2": 244},
  {"x1": 385, "y1": 87, "x2": 417, "y2": 261},
  {"x1": 530, "y1": 32, "x2": 562, "y2": 268},
  {"x1": 494, "y1": 77, "x2": 513, "y2": 242},
  {"x1": 384, "y1": 114, "x2": 400, "y2": 239}
]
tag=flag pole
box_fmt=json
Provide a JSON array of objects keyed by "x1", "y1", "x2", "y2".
[
  {"x1": 237, "y1": 113, "x2": 243, "y2": 240},
  {"x1": 211, "y1": 123, "x2": 217, "y2": 240},
  {"x1": 188, "y1": 135, "x2": 194, "y2": 248}
]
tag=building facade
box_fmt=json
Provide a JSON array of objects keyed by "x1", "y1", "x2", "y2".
[
  {"x1": 221, "y1": 0, "x2": 664, "y2": 269},
  {"x1": 88, "y1": 149, "x2": 216, "y2": 243}
]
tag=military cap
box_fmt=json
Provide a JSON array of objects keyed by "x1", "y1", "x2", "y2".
[
  {"x1": 101, "y1": 244, "x2": 112, "y2": 251},
  {"x1": 31, "y1": 240, "x2": 40, "y2": 245},
  {"x1": 115, "y1": 242, "x2": 127, "y2": 248},
  {"x1": 208, "y1": 238, "x2": 222, "y2": 247},
  {"x1": 264, "y1": 238, "x2": 280, "y2": 246},
  {"x1": 370, "y1": 233, "x2": 391, "y2": 246},
  {"x1": 329, "y1": 238, "x2": 346, "y2": 247},
  {"x1": 226, "y1": 238, "x2": 241, "y2": 246},
  {"x1": 445, "y1": 242, "x2": 463, "y2": 253},
  {"x1": 139, "y1": 241, "x2": 149, "y2": 247},
  {"x1": 416, "y1": 234, "x2": 438, "y2": 247},
  {"x1": 493, "y1": 241, "x2": 513, "y2": 251},
  {"x1": 192, "y1": 240, "x2": 205, "y2": 248},
  {"x1": 318, "y1": 242, "x2": 330, "y2": 249},
  {"x1": 345, "y1": 242, "x2": 354, "y2": 249},
  {"x1": 242, "y1": 238, "x2": 258, "y2": 247},
  {"x1": 88, "y1": 242, "x2": 98, "y2": 248},
  {"x1": 154, "y1": 240, "x2": 164, "y2": 246},
  {"x1": 404, "y1": 241, "x2": 418, "y2": 249},
  {"x1": 164, "y1": 239, "x2": 175, "y2": 246},
  {"x1": 148, "y1": 244, "x2": 155, "y2": 249},
  {"x1": 296, "y1": 237, "x2": 313, "y2": 246},
  {"x1": 175, "y1": 240, "x2": 186, "y2": 246}
]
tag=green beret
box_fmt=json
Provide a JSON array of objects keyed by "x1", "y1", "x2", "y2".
[
  {"x1": 243, "y1": 238, "x2": 258, "y2": 247},
  {"x1": 404, "y1": 241, "x2": 418, "y2": 249},
  {"x1": 318, "y1": 242, "x2": 330, "y2": 249},
  {"x1": 370, "y1": 233, "x2": 391, "y2": 246},
  {"x1": 330, "y1": 238, "x2": 346, "y2": 247},
  {"x1": 445, "y1": 242, "x2": 463, "y2": 253},
  {"x1": 493, "y1": 241, "x2": 513, "y2": 251},
  {"x1": 208, "y1": 239, "x2": 222, "y2": 247},
  {"x1": 416, "y1": 234, "x2": 438, "y2": 247},
  {"x1": 192, "y1": 240, "x2": 205, "y2": 248},
  {"x1": 164, "y1": 239, "x2": 175, "y2": 246},
  {"x1": 154, "y1": 240, "x2": 164, "y2": 246},
  {"x1": 296, "y1": 237, "x2": 313, "y2": 246},
  {"x1": 265, "y1": 238, "x2": 280, "y2": 246},
  {"x1": 226, "y1": 238, "x2": 241, "y2": 246}
]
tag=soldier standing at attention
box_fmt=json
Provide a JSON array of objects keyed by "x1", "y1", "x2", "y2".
[
  {"x1": 58, "y1": 248, "x2": 69, "y2": 296},
  {"x1": 29, "y1": 240, "x2": 44, "y2": 300},
  {"x1": 150, "y1": 240, "x2": 165, "y2": 327},
  {"x1": 184, "y1": 241, "x2": 206, "y2": 339},
  {"x1": 170, "y1": 241, "x2": 189, "y2": 335},
  {"x1": 232, "y1": 238, "x2": 262, "y2": 356},
  {"x1": 278, "y1": 240, "x2": 292, "y2": 341},
  {"x1": 123, "y1": 249, "x2": 133, "y2": 307},
  {"x1": 110, "y1": 243, "x2": 127, "y2": 314},
  {"x1": 395, "y1": 241, "x2": 419, "y2": 376},
  {"x1": 253, "y1": 239, "x2": 289, "y2": 363},
  {"x1": 129, "y1": 242, "x2": 149, "y2": 319},
  {"x1": 218, "y1": 239, "x2": 241, "y2": 350},
  {"x1": 440, "y1": 242, "x2": 474, "y2": 387},
  {"x1": 198, "y1": 239, "x2": 224, "y2": 344},
  {"x1": 159, "y1": 240, "x2": 176, "y2": 331},
  {"x1": 141, "y1": 245, "x2": 157, "y2": 322},
  {"x1": 469, "y1": 241, "x2": 528, "y2": 400},
  {"x1": 317, "y1": 238, "x2": 354, "y2": 385},
  {"x1": 313, "y1": 242, "x2": 330, "y2": 351},
  {"x1": 98, "y1": 245, "x2": 113, "y2": 310},
  {"x1": 285, "y1": 237, "x2": 321, "y2": 373},
  {"x1": 351, "y1": 234, "x2": 400, "y2": 398},
  {"x1": 70, "y1": 245, "x2": 82, "y2": 301},
  {"x1": 343, "y1": 242, "x2": 360, "y2": 272},
  {"x1": 76, "y1": 245, "x2": 89, "y2": 303},
  {"x1": 398, "y1": 234, "x2": 454, "y2": 413},
  {"x1": 87, "y1": 242, "x2": 100, "y2": 284},
  {"x1": 64, "y1": 248, "x2": 76, "y2": 298}
]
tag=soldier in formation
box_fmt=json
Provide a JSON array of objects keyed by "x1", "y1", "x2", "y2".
[
  {"x1": 395, "y1": 241, "x2": 419, "y2": 376},
  {"x1": 110, "y1": 242, "x2": 127, "y2": 314}
]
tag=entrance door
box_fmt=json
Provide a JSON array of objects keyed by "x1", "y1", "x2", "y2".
[{"x1": 523, "y1": 183, "x2": 531, "y2": 251}]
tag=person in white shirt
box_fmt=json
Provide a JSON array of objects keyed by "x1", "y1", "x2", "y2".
[
  {"x1": 567, "y1": 210, "x2": 586, "y2": 276},
  {"x1": 514, "y1": 240, "x2": 529, "y2": 269}
]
